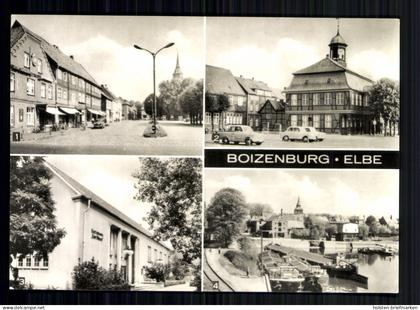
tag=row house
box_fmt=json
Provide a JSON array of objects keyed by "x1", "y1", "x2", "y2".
[
  {"x1": 101, "y1": 84, "x2": 119, "y2": 123},
  {"x1": 235, "y1": 76, "x2": 279, "y2": 131},
  {"x1": 205, "y1": 65, "x2": 247, "y2": 131},
  {"x1": 10, "y1": 20, "x2": 106, "y2": 138},
  {"x1": 283, "y1": 28, "x2": 374, "y2": 135},
  {"x1": 10, "y1": 162, "x2": 173, "y2": 289}
]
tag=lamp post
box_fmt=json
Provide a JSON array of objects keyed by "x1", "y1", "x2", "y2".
[{"x1": 134, "y1": 42, "x2": 175, "y2": 136}]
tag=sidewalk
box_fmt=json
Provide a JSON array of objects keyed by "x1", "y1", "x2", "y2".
[{"x1": 205, "y1": 248, "x2": 268, "y2": 292}]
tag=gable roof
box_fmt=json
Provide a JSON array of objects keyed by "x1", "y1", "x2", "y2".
[
  {"x1": 45, "y1": 162, "x2": 172, "y2": 251},
  {"x1": 258, "y1": 99, "x2": 285, "y2": 113},
  {"x1": 206, "y1": 65, "x2": 246, "y2": 96},
  {"x1": 101, "y1": 85, "x2": 116, "y2": 101},
  {"x1": 11, "y1": 20, "x2": 100, "y2": 87},
  {"x1": 235, "y1": 76, "x2": 272, "y2": 95}
]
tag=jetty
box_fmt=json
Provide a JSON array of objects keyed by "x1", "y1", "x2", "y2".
[{"x1": 266, "y1": 244, "x2": 333, "y2": 265}]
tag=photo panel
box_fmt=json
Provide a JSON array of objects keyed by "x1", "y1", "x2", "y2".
[{"x1": 203, "y1": 168, "x2": 399, "y2": 293}]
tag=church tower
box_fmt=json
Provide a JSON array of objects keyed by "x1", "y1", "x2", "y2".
[
  {"x1": 329, "y1": 19, "x2": 347, "y2": 67},
  {"x1": 294, "y1": 196, "x2": 304, "y2": 215},
  {"x1": 172, "y1": 52, "x2": 183, "y2": 81}
]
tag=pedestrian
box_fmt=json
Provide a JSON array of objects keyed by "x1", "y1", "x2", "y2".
[{"x1": 218, "y1": 247, "x2": 221, "y2": 254}]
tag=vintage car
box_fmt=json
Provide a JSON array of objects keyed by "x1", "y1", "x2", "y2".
[
  {"x1": 92, "y1": 120, "x2": 105, "y2": 129},
  {"x1": 213, "y1": 125, "x2": 264, "y2": 145},
  {"x1": 280, "y1": 126, "x2": 326, "y2": 142}
]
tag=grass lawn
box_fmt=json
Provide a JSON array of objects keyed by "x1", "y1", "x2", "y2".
[{"x1": 223, "y1": 250, "x2": 261, "y2": 276}]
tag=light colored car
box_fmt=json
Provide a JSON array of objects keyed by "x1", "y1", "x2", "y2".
[
  {"x1": 280, "y1": 126, "x2": 326, "y2": 142},
  {"x1": 214, "y1": 125, "x2": 264, "y2": 145}
]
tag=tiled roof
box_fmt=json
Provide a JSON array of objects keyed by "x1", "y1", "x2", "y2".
[
  {"x1": 101, "y1": 85, "x2": 116, "y2": 100},
  {"x1": 258, "y1": 99, "x2": 285, "y2": 113},
  {"x1": 206, "y1": 65, "x2": 246, "y2": 96},
  {"x1": 235, "y1": 76, "x2": 272, "y2": 95},
  {"x1": 11, "y1": 20, "x2": 100, "y2": 87},
  {"x1": 294, "y1": 57, "x2": 346, "y2": 75},
  {"x1": 45, "y1": 162, "x2": 173, "y2": 251}
]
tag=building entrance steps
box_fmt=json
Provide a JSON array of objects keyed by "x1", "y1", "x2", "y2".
[{"x1": 204, "y1": 248, "x2": 269, "y2": 292}]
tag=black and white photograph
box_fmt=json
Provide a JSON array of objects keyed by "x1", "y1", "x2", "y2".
[
  {"x1": 10, "y1": 15, "x2": 204, "y2": 156},
  {"x1": 205, "y1": 18, "x2": 400, "y2": 150},
  {"x1": 9, "y1": 156, "x2": 202, "y2": 291},
  {"x1": 203, "y1": 169, "x2": 399, "y2": 293}
]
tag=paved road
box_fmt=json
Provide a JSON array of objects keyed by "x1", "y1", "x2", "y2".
[
  {"x1": 11, "y1": 120, "x2": 203, "y2": 156},
  {"x1": 205, "y1": 133, "x2": 399, "y2": 150}
]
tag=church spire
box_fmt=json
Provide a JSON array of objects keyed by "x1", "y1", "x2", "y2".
[
  {"x1": 294, "y1": 196, "x2": 303, "y2": 215},
  {"x1": 172, "y1": 52, "x2": 183, "y2": 81},
  {"x1": 329, "y1": 19, "x2": 347, "y2": 66}
]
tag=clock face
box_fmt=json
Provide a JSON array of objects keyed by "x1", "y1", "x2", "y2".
[{"x1": 338, "y1": 48, "x2": 345, "y2": 59}]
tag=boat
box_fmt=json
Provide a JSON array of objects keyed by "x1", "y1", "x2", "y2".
[
  {"x1": 324, "y1": 259, "x2": 358, "y2": 278},
  {"x1": 358, "y1": 245, "x2": 396, "y2": 256},
  {"x1": 268, "y1": 266, "x2": 305, "y2": 292}
]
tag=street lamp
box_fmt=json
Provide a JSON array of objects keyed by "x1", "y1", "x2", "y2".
[{"x1": 134, "y1": 42, "x2": 175, "y2": 137}]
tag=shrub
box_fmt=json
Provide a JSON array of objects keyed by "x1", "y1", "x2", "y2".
[
  {"x1": 72, "y1": 258, "x2": 130, "y2": 290},
  {"x1": 170, "y1": 258, "x2": 187, "y2": 280},
  {"x1": 144, "y1": 263, "x2": 170, "y2": 282}
]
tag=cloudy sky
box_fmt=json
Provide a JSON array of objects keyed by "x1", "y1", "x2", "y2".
[
  {"x1": 207, "y1": 17, "x2": 399, "y2": 94},
  {"x1": 205, "y1": 169, "x2": 399, "y2": 218},
  {"x1": 46, "y1": 155, "x2": 151, "y2": 228},
  {"x1": 12, "y1": 15, "x2": 204, "y2": 102}
]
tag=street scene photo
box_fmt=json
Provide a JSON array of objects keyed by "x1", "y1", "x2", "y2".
[
  {"x1": 205, "y1": 18, "x2": 399, "y2": 150},
  {"x1": 204, "y1": 169, "x2": 399, "y2": 293},
  {"x1": 10, "y1": 16, "x2": 204, "y2": 155},
  {"x1": 9, "y1": 156, "x2": 202, "y2": 291}
]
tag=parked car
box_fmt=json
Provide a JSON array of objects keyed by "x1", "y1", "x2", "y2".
[
  {"x1": 213, "y1": 125, "x2": 264, "y2": 145},
  {"x1": 92, "y1": 120, "x2": 105, "y2": 129},
  {"x1": 280, "y1": 126, "x2": 326, "y2": 142}
]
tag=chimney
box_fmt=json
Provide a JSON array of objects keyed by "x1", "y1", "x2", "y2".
[
  {"x1": 53, "y1": 45, "x2": 59, "y2": 49},
  {"x1": 281, "y1": 209, "x2": 283, "y2": 216},
  {"x1": 70, "y1": 55, "x2": 74, "y2": 59}
]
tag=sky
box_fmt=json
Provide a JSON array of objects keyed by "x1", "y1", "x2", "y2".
[
  {"x1": 12, "y1": 15, "x2": 205, "y2": 102},
  {"x1": 45, "y1": 155, "x2": 151, "y2": 228},
  {"x1": 204, "y1": 169, "x2": 399, "y2": 219},
  {"x1": 207, "y1": 17, "x2": 400, "y2": 94}
]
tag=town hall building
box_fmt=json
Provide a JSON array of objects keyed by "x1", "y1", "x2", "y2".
[{"x1": 283, "y1": 25, "x2": 374, "y2": 135}]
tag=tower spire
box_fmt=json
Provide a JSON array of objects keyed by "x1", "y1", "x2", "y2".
[
  {"x1": 336, "y1": 18, "x2": 340, "y2": 35},
  {"x1": 172, "y1": 51, "x2": 183, "y2": 81}
]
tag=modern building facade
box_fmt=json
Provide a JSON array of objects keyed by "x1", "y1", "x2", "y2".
[
  {"x1": 10, "y1": 162, "x2": 172, "y2": 289},
  {"x1": 205, "y1": 65, "x2": 247, "y2": 131},
  {"x1": 10, "y1": 20, "x2": 108, "y2": 139},
  {"x1": 283, "y1": 27, "x2": 374, "y2": 134}
]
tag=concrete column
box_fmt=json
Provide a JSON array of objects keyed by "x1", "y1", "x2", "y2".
[
  {"x1": 134, "y1": 238, "x2": 141, "y2": 285},
  {"x1": 116, "y1": 229, "x2": 122, "y2": 271},
  {"x1": 127, "y1": 234, "x2": 132, "y2": 284}
]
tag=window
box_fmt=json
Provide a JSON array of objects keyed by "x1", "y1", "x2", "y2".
[
  {"x1": 302, "y1": 94, "x2": 308, "y2": 106},
  {"x1": 57, "y1": 68, "x2": 62, "y2": 80},
  {"x1": 147, "y1": 246, "x2": 152, "y2": 262},
  {"x1": 10, "y1": 106, "x2": 15, "y2": 127},
  {"x1": 17, "y1": 257, "x2": 23, "y2": 267},
  {"x1": 43, "y1": 257, "x2": 49, "y2": 267},
  {"x1": 255, "y1": 118, "x2": 259, "y2": 127},
  {"x1": 26, "y1": 78, "x2": 35, "y2": 96},
  {"x1": 336, "y1": 92, "x2": 344, "y2": 105},
  {"x1": 34, "y1": 257, "x2": 40, "y2": 267},
  {"x1": 57, "y1": 87, "x2": 62, "y2": 99},
  {"x1": 72, "y1": 75, "x2": 77, "y2": 85},
  {"x1": 47, "y1": 85, "x2": 53, "y2": 100},
  {"x1": 26, "y1": 256, "x2": 32, "y2": 267},
  {"x1": 41, "y1": 83, "x2": 46, "y2": 98},
  {"x1": 160, "y1": 251, "x2": 162, "y2": 261},
  {"x1": 325, "y1": 93, "x2": 331, "y2": 105},
  {"x1": 71, "y1": 92, "x2": 77, "y2": 104},
  {"x1": 302, "y1": 114, "x2": 308, "y2": 126},
  {"x1": 63, "y1": 90, "x2": 68, "y2": 100},
  {"x1": 10, "y1": 73, "x2": 15, "y2": 92},
  {"x1": 154, "y1": 249, "x2": 157, "y2": 262},
  {"x1": 325, "y1": 114, "x2": 332, "y2": 128},
  {"x1": 37, "y1": 58, "x2": 42, "y2": 73},
  {"x1": 24, "y1": 52, "x2": 30, "y2": 68},
  {"x1": 86, "y1": 83, "x2": 91, "y2": 93},
  {"x1": 313, "y1": 114, "x2": 320, "y2": 128},
  {"x1": 79, "y1": 79, "x2": 85, "y2": 89},
  {"x1": 291, "y1": 94, "x2": 297, "y2": 106},
  {"x1": 313, "y1": 93, "x2": 319, "y2": 105},
  {"x1": 26, "y1": 107, "x2": 35, "y2": 126},
  {"x1": 291, "y1": 115, "x2": 297, "y2": 126},
  {"x1": 238, "y1": 96, "x2": 244, "y2": 106},
  {"x1": 19, "y1": 109, "x2": 24, "y2": 122},
  {"x1": 63, "y1": 71, "x2": 68, "y2": 82}
]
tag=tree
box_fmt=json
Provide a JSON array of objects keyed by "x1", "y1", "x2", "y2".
[
  {"x1": 358, "y1": 223, "x2": 369, "y2": 240},
  {"x1": 325, "y1": 224, "x2": 338, "y2": 239},
  {"x1": 206, "y1": 188, "x2": 247, "y2": 247},
  {"x1": 144, "y1": 263, "x2": 171, "y2": 282},
  {"x1": 205, "y1": 92, "x2": 231, "y2": 132},
  {"x1": 365, "y1": 215, "x2": 377, "y2": 227},
  {"x1": 379, "y1": 216, "x2": 388, "y2": 226},
  {"x1": 304, "y1": 215, "x2": 327, "y2": 240},
  {"x1": 133, "y1": 158, "x2": 202, "y2": 265},
  {"x1": 159, "y1": 78, "x2": 195, "y2": 119},
  {"x1": 247, "y1": 203, "x2": 273, "y2": 218},
  {"x1": 368, "y1": 78, "x2": 400, "y2": 136},
  {"x1": 143, "y1": 93, "x2": 166, "y2": 118},
  {"x1": 10, "y1": 157, "x2": 66, "y2": 265},
  {"x1": 179, "y1": 80, "x2": 203, "y2": 125}
]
